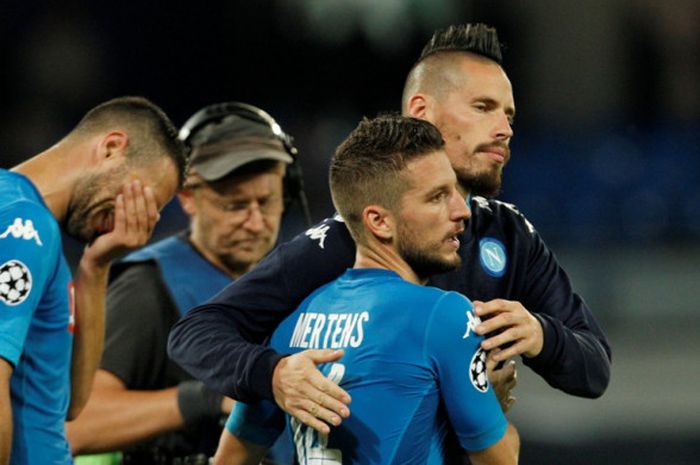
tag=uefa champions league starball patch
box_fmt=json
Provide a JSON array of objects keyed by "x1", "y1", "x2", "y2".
[
  {"x1": 0, "y1": 260, "x2": 32, "y2": 306},
  {"x1": 469, "y1": 347, "x2": 489, "y2": 393}
]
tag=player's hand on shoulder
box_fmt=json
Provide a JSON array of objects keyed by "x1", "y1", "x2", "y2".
[
  {"x1": 82, "y1": 180, "x2": 160, "y2": 268},
  {"x1": 473, "y1": 299, "x2": 544, "y2": 362},
  {"x1": 272, "y1": 349, "x2": 351, "y2": 434}
]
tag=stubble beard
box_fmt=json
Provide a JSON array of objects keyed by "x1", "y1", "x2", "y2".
[
  {"x1": 457, "y1": 163, "x2": 504, "y2": 198},
  {"x1": 65, "y1": 173, "x2": 101, "y2": 243},
  {"x1": 65, "y1": 165, "x2": 128, "y2": 243},
  {"x1": 397, "y1": 225, "x2": 462, "y2": 281}
]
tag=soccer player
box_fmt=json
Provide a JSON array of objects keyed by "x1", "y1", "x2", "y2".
[
  {"x1": 215, "y1": 114, "x2": 520, "y2": 465},
  {"x1": 0, "y1": 96, "x2": 187, "y2": 465},
  {"x1": 168, "y1": 23, "x2": 611, "y2": 433},
  {"x1": 66, "y1": 102, "x2": 298, "y2": 464}
]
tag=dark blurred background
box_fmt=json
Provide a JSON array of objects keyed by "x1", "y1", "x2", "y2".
[{"x1": 1, "y1": 1, "x2": 698, "y2": 463}]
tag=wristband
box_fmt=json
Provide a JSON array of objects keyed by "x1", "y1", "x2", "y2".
[{"x1": 177, "y1": 380, "x2": 223, "y2": 427}]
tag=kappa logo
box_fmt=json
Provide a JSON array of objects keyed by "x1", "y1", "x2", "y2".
[
  {"x1": 0, "y1": 260, "x2": 32, "y2": 306},
  {"x1": 305, "y1": 223, "x2": 330, "y2": 249},
  {"x1": 462, "y1": 309, "x2": 482, "y2": 339},
  {"x1": 0, "y1": 218, "x2": 43, "y2": 246},
  {"x1": 469, "y1": 348, "x2": 489, "y2": 393},
  {"x1": 472, "y1": 195, "x2": 492, "y2": 212},
  {"x1": 479, "y1": 238, "x2": 506, "y2": 277}
]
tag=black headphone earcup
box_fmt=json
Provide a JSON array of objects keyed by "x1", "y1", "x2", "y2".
[{"x1": 283, "y1": 163, "x2": 302, "y2": 209}]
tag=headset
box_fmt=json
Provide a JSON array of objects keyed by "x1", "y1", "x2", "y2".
[{"x1": 179, "y1": 102, "x2": 312, "y2": 226}]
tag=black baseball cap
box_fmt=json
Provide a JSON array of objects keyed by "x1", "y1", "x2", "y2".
[{"x1": 187, "y1": 114, "x2": 293, "y2": 181}]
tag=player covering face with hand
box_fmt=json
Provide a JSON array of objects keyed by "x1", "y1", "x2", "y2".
[{"x1": 1, "y1": 96, "x2": 186, "y2": 465}]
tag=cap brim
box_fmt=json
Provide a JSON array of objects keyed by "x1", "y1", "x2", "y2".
[{"x1": 194, "y1": 149, "x2": 294, "y2": 181}]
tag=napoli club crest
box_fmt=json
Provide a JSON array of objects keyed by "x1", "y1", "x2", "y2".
[{"x1": 479, "y1": 238, "x2": 507, "y2": 277}]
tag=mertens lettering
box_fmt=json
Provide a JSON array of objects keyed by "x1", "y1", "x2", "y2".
[{"x1": 289, "y1": 311, "x2": 369, "y2": 349}]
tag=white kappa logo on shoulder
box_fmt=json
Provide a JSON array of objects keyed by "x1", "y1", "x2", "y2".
[
  {"x1": 0, "y1": 218, "x2": 42, "y2": 246},
  {"x1": 0, "y1": 260, "x2": 32, "y2": 306},
  {"x1": 462, "y1": 309, "x2": 482, "y2": 339},
  {"x1": 305, "y1": 223, "x2": 330, "y2": 249}
]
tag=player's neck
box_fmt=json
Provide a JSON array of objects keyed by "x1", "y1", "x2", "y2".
[
  {"x1": 12, "y1": 142, "x2": 83, "y2": 223},
  {"x1": 354, "y1": 244, "x2": 426, "y2": 285}
]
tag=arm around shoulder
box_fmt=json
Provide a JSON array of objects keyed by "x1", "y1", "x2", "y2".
[{"x1": 168, "y1": 217, "x2": 355, "y2": 402}]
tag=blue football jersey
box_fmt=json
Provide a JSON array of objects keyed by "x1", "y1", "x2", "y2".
[
  {"x1": 227, "y1": 268, "x2": 506, "y2": 464},
  {"x1": 0, "y1": 169, "x2": 73, "y2": 464}
]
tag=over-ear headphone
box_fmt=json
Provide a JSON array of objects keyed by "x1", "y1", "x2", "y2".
[{"x1": 179, "y1": 102, "x2": 311, "y2": 226}]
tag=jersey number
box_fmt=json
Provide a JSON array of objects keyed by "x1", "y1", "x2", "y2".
[{"x1": 292, "y1": 363, "x2": 345, "y2": 464}]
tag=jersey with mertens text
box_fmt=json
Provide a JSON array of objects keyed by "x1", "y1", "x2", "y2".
[
  {"x1": 169, "y1": 197, "x2": 611, "y2": 402},
  {"x1": 0, "y1": 169, "x2": 73, "y2": 465},
  {"x1": 226, "y1": 269, "x2": 506, "y2": 464}
]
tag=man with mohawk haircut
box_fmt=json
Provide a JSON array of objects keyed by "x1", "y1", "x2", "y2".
[
  {"x1": 169, "y1": 22, "x2": 611, "y2": 440},
  {"x1": 402, "y1": 23, "x2": 509, "y2": 199}
]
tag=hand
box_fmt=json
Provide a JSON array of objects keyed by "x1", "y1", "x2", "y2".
[
  {"x1": 272, "y1": 349, "x2": 351, "y2": 434},
  {"x1": 221, "y1": 396, "x2": 235, "y2": 415},
  {"x1": 487, "y1": 349, "x2": 517, "y2": 413},
  {"x1": 82, "y1": 180, "x2": 160, "y2": 268},
  {"x1": 474, "y1": 299, "x2": 544, "y2": 362}
]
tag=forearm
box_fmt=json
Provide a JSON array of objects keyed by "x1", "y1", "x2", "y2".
[
  {"x1": 1, "y1": 360, "x2": 13, "y2": 465},
  {"x1": 525, "y1": 313, "x2": 611, "y2": 398},
  {"x1": 213, "y1": 430, "x2": 267, "y2": 465},
  {"x1": 168, "y1": 306, "x2": 287, "y2": 402},
  {"x1": 66, "y1": 385, "x2": 183, "y2": 454},
  {"x1": 514, "y1": 224, "x2": 611, "y2": 397},
  {"x1": 69, "y1": 257, "x2": 110, "y2": 419},
  {"x1": 0, "y1": 399, "x2": 10, "y2": 465},
  {"x1": 502, "y1": 423, "x2": 520, "y2": 463}
]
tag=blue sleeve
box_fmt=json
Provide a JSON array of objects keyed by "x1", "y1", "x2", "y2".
[
  {"x1": 425, "y1": 292, "x2": 507, "y2": 452},
  {"x1": 516, "y1": 211, "x2": 611, "y2": 398},
  {"x1": 225, "y1": 400, "x2": 286, "y2": 447},
  {"x1": 168, "y1": 215, "x2": 356, "y2": 402},
  {"x1": 0, "y1": 202, "x2": 61, "y2": 366}
]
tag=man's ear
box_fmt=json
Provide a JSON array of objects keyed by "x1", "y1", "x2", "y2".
[
  {"x1": 177, "y1": 188, "x2": 197, "y2": 217},
  {"x1": 96, "y1": 131, "x2": 128, "y2": 165},
  {"x1": 406, "y1": 93, "x2": 430, "y2": 120},
  {"x1": 362, "y1": 204, "x2": 394, "y2": 242}
]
